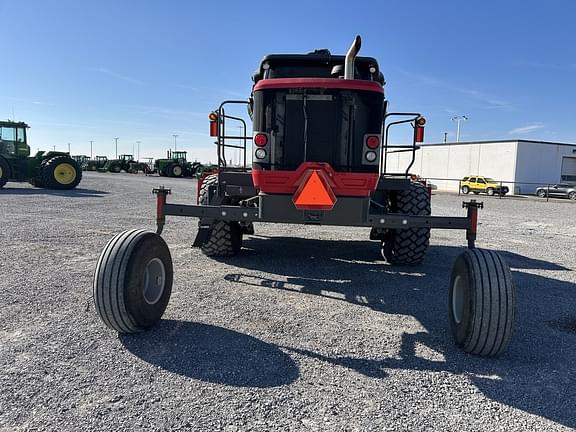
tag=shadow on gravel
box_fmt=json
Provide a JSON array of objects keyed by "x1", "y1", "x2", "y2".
[
  {"x1": 221, "y1": 235, "x2": 576, "y2": 428},
  {"x1": 121, "y1": 320, "x2": 299, "y2": 388},
  {"x1": 0, "y1": 187, "x2": 108, "y2": 197}
]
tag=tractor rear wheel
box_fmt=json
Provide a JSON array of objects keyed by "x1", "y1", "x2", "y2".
[
  {"x1": 110, "y1": 163, "x2": 121, "y2": 173},
  {"x1": 382, "y1": 182, "x2": 431, "y2": 265},
  {"x1": 198, "y1": 174, "x2": 243, "y2": 256},
  {"x1": 170, "y1": 164, "x2": 183, "y2": 177},
  {"x1": 449, "y1": 249, "x2": 515, "y2": 357},
  {"x1": 0, "y1": 157, "x2": 9, "y2": 188},
  {"x1": 93, "y1": 229, "x2": 173, "y2": 333},
  {"x1": 41, "y1": 156, "x2": 82, "y2": 189}
]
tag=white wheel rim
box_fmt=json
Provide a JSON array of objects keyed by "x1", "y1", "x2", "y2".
[
  {"x1": 173, "y1": 166, "x2": 182, "y2": 176},
  {"x1": 143, "y1": 258, "x2": 166, "y2": 305},
  {"x1": 452, "y1": 275, "x2": 465, "y2": 324}
]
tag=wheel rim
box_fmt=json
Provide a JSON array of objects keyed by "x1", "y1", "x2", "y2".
[
  {"x1": 452, "y1": 275, "x2": 466, "y2": 325},
  {"x1": 0, "y1": 166, "x2": 3, "y2": 178},
  {"x1": 487, "y1": 188, "x2": 494, "y2": 196},
  {"x1": 569, "y1": 192, "x2": 576, "y2": 200},
  {"x1": 173, "y1": 166, "x2": 182, "y2": 176},
  {"x1": 143, "y1": 258, "x2": 166, "y2": 305},
  {"x1": 54, "y1": 163, "x2": 77, "y2": 185},
  {"x1": 462, "y1": 187, "x2": 469, "y2": 194},
  {"x1": 537, "y1": 190, "x2": 545, "y2": 197}
]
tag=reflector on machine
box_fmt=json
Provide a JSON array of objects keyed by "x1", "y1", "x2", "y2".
[{"x1": 292, "y1": 170, "x2": 337, "y2": 210}]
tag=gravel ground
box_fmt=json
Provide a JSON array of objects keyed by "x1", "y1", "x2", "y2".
[{"x1": 1, "y1": 172, "x2": 575, "y2": 431}]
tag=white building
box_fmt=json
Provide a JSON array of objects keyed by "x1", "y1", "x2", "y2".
[{"x1": 385, "y1": 140, "x2": 576, "y2": 194}]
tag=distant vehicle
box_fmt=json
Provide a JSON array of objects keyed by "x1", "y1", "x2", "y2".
[
  {"x1": 461, "y1": 176, "x2": 509, "y2": 196},
  {"x1": 535, "y1": 183, "x2": 576, "y2": 200},
  {"x1": 155, "y1": 150, "x2": 203, "y2": 177},
  {"x1": 98, "y1": 154, "x2": 134, "y2": 173},
  {"x1": 0, "y1": 120, "x2": 82, "y2": 189},
  {"x1": 86, "y1": 156, "x2": 108, "y2": 171}
]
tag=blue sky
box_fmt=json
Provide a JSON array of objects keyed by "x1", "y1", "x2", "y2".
[{"x1": 1, "y1": 0, "x2": 575, "y2": 162}]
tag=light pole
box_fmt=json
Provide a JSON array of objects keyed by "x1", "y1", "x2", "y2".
[
  {"x1": 136, "y1": 141, "x2": 141, "y2": 161},
  {"x1": 68, "y1": 143, "x2": 71, "y2": 154},
  {"x1": 172, "y1": 134, "x2": 178, "y2": 151},
  {"x1": 114, "y1": 137, "x2": 119, "y2": 158},
  {"x1": 451, "y1": 115, "x2": 468, "y2": 143},
  {"x1": 90, "y1": 140, "x2": 93, "y2": 159}
]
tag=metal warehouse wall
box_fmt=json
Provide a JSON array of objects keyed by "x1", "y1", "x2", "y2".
[
  {"x1": 515, "y1": 142, "x2": 576, "y2": 194},
  {"x1": 385, "y1": 141, "x2": 518, "y2": 193}
]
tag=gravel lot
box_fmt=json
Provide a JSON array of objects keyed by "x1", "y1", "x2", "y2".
[{"x1": 1, "y1": 172, "x2": 575, "y2": 431}]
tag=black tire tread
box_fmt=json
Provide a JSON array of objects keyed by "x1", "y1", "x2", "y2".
[
  {"x1": 458, "y1": 249, "x2": 515, "y2": 357},
  {"x1": 94, "y1": 229, "x2": 149, "y2": 333},
  {"x1": 383, "y1": 182, "x2": 431, "y2": 265},
  {"x1": 198, "y1": 174, "x2": 242, "y2": 257},
  {"x1": 0, "y1": 156, "x2": 9, "y2": 188}
]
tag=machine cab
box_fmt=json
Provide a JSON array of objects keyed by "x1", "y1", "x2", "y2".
[
  {"x1": 250, "y1": 43, "x2": 386, "y2": 175},
  {"x1": 0, "y1": 121, "x2": 30, "y2": 157}
]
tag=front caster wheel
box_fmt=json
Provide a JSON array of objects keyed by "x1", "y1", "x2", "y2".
[
  {"x1": 93, "y1": 229, "x2": 173, "y2": 333},
  {"x1": 449, "y1": 249, "x2": 515, "y2": 357}
]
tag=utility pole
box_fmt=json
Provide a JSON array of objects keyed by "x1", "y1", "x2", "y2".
[
  {"x1": 451, "y1": 115, "x2": 468, "y2": 143},
  {"x1": 172, "y1": 134, "x2": 178, "y2": 151},
  {"x1": 68, "y1": 143, "x2": 71, "y2": 154},
  {"x1": 114, "y1": 137, "x2": 119, "y2": 158},
  {"x1": 443, "y1": 132, "x2": 448, "y2": 144},
  {"x1": 90, "y1": 140, "x2": 93, "y2": 159},
  {"x1": 136, "y1": 141, "x2": 141, "y2": 161}
]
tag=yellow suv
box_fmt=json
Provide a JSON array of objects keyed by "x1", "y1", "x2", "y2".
[{"x1": 461, "y1": 176, "x2": 509, "y2": 196}]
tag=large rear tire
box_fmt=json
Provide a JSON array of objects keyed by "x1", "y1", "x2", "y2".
[
  {"x1": 382, "y1": 182, "x2": 431, "y2": 265},
  {"x1": 41, "y1": 156, "x2": 82, "y2": 189},
  {"x1": 0, "y1": 157, "x2": 9, "y2": 188},
  {"x1": 170, "y1": 164, "x2": 183, "y2": 177},
  {"x1": 449, "y1": 249, "x2": 515, "y2": 357},
  {"x1": 110, "y1": 163, "x2": 121, "y2": 173},
  {"x1": 198, "y1": 174, "x2": 243, "y2": 257},
  {"x1": 93, "y1": 229, "x2": 173, "y2": 333}
]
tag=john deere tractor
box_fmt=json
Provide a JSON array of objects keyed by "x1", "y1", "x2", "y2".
[
  {"x1": 98, "y1": 154, "x2": 134, "y2": 173},
  {"x1": 0, "y1": 121, "x2": 82, "y2": 189},
  {"x1": 86, "y1": 155, "x2": 108, "y2": 171},
  {"x1": 155, "y1": 150, "x2": 201, "y2": 177}
]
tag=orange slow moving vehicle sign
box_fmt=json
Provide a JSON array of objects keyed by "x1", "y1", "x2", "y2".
[{"x1": 292, "y1": 170, "x2": 337, "y2": 210}]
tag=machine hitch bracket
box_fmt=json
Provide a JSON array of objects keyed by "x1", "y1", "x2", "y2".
[
  {"x1": 463, "y1": 200, "x2": 484, "y2": 249},
  {"x1": 152, "y1": 186, "x2": 172, "y2": 235}
]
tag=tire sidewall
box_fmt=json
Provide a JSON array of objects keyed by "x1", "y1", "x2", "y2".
[
  {"x1": 124, "y1": 233, "x2": 173, "y2": 329},
  {"x1": 448, "y1": 253, "x2": 474, "y2": 346},
  {"x1": 171, "y1": 165, "x2": 183, "y2": 177},
  {"x1": 462, "y1": 186, "x2": 469, "y2": 194},
  {"x1": 42, "y1": 156, "x2": 82, "y2": 189},
  {"x1": 0, "y1": 157, "x2": 9, "y2": 186}
]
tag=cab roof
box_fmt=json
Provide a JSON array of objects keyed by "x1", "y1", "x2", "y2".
[{"x1": 253, "y1": 51, "x2": 384, "y2": 85}]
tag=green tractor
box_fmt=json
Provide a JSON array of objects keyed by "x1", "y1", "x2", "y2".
[
  {"x1": 154, "y1": 150, "x2": 201, "y2": 177},
  {"x1": 0, "y1": 121, "x2": 82, "y2": 189},
  {"x1": 72, "y1": 155, "x2": 90, "y2": 171},
  {"x1": 98, "y1": 154, "x2": 134, "y2": 173},
  {"x1": 86, "y1": 155, "x2": 108, "y2": 171}
]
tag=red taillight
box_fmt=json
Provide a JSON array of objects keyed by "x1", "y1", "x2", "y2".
[
  {"x1": 415, "y1": 126, "x2": 424, "y2": 143},
  {"x1": 366, "y1": 135, "x2": 380, "y2": 149},
  {"x1": 254, "y1": 133, "x2": 268, "y2": 146},
  {"x1": 209, "y1": 121, "x2": 218, "y2": 137}
]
